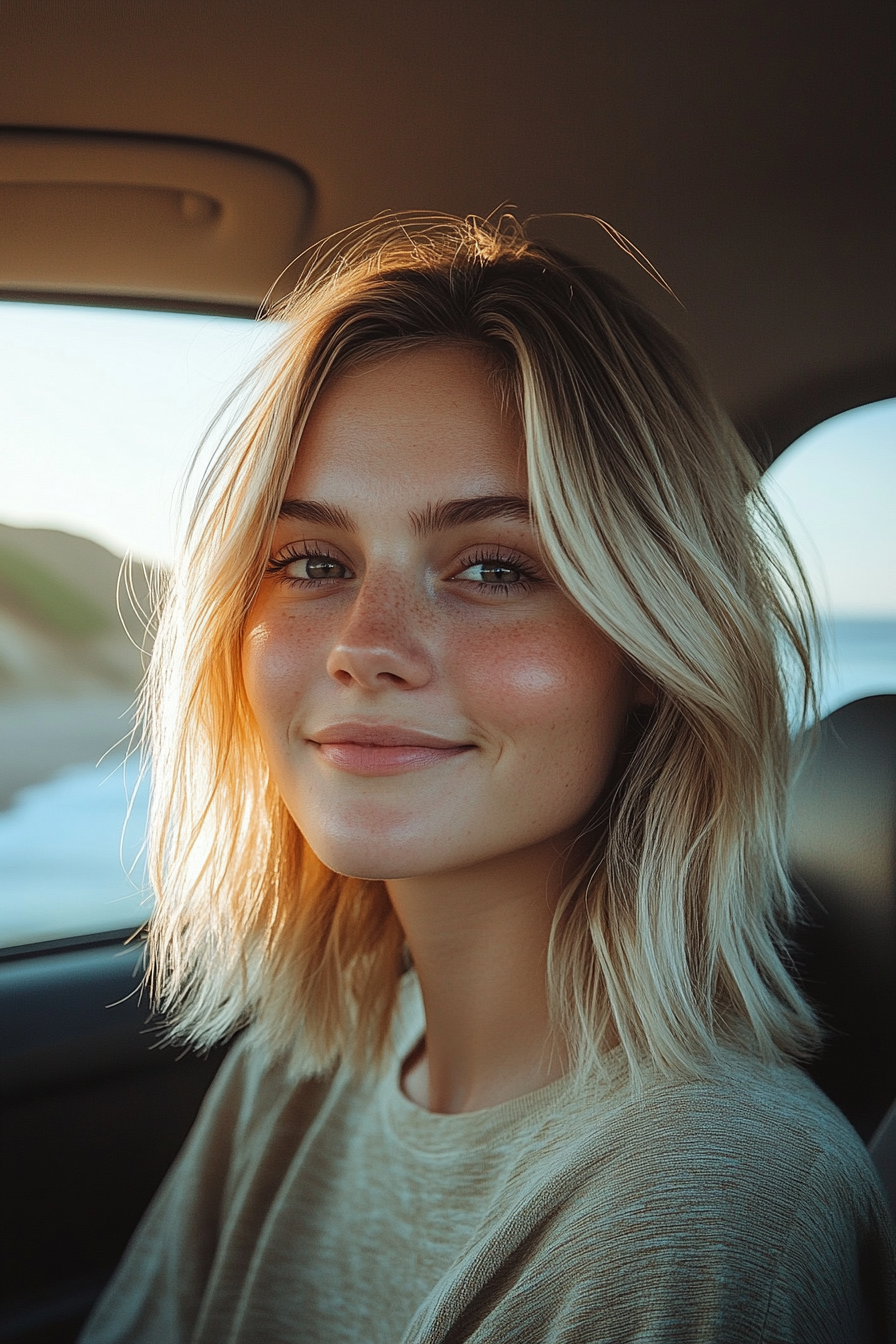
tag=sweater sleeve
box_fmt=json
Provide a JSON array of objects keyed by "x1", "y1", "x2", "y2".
[
  {"x1": 78, "y1": 1037, "x2": 256, "y2": 1344},
  {"x1": 78, "y1": 1036, "x2": 337, "y2": 1344},
  {"x1": 760, "y1": 1149, "x2": 896, "y2": 1344},
  {"x1": 438, "y1": 1155, "x2": 895, "y2": 1344}
]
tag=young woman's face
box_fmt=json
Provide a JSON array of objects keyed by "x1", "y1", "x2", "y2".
[{"x1": 243, "y1": 345, "x2": 638, "y2": 882}]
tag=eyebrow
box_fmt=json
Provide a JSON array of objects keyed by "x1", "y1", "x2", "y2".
[
  {"x1": 277, "y1": 498, "x2": 354, "y2": 529},
  {"x1": 277, "y1": 494, "x2": 532, "y2": 535}
]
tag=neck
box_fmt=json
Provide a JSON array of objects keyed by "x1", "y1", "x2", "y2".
[{"x1": 386, "y1": 841, "x2": 571, "y2": 1114}]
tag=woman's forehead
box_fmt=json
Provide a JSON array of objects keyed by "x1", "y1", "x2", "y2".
[{"x1": 285, "y1": 344, "x2": 527, "y2": 502}]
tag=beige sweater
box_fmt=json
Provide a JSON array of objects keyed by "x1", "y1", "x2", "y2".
[{"x1": 82, "y1": 975, "x2": 895, "y2": 1343}]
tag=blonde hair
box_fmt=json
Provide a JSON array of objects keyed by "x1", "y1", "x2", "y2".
[{"x1": 143, "y1": 212, "x2": 821, "y2": 1084}]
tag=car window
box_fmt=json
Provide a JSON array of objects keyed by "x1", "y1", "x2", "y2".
[
  {"x1": 1, "y1": 307, "x2": 893, "y2": 951},
  {"x1": 762, "y1": 398, "x2": 896, "y2": 717},
  {"x1": 0, "y1": 301, "x2": 277, "y2": 949}
]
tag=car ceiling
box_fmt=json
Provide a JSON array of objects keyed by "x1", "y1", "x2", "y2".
[{"x1": 0, "y1": 0, "x2": 893, "y2": 459}]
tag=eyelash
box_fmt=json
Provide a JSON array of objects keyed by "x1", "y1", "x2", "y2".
[
  {"x1": 453, "y1": 547, "x2": 540, "y2": 595},
  {"x1": 265, "y1": 544, "x2": 541, "y2": 594},
  {"x1": 266, "y1": 543, "x2": 348, "y2": 587}
]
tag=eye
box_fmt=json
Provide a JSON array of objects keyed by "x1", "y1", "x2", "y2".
[
  {"x1": 266, "y1": 545, "x2": 354, "y2": 585},
  {"x1": 458, "y1": 560, "x2": 524, "y2": 585},
  {"x1": 299, "y1": 556, "x2": 349, "y2": 581},
  {"x1": 451, "y1": 549, "x2": 540, "y2": 593}
]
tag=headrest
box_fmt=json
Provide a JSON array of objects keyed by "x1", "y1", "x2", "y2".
[{"x1": 789, "y1": 695, "x2": 896, "y2": 1139}]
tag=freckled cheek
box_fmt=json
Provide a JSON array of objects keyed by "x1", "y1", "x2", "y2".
[
  {"x1": 448, "y1": 623, "x2": 620, "y2": 737},
  {"x1": 241, "y1": 616, "x2": 320, "y2": 730}
]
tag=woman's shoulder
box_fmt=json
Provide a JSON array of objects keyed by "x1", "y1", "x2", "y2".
[
  {"x1": 173, "y1": 1028, "x2": 345, "y2": 1193},
  {"x1": 541, "y1": 1053, "x2": 895, "y2": 1315},
  {"x1": 568, "y1": 1050, "x2": 887, "y2": 1218},
  {"x1": 631, "y1": 1049, "x2": 860, "y2": 1141},
  {"x1": 187, "y1": 971, "x2": 422, "y2": 1159},
  {"x1": 459, "y1": 1055, "x2": 896, "y2": 1343}
]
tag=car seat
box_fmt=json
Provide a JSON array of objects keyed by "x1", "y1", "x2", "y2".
[{"x1": 788, "y1": 694, "x2": 896, "y2": 1210}]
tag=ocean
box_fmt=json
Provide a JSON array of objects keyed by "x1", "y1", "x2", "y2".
[{"x1": 1, "y1": 616, "x2": 894, "y2": 948}]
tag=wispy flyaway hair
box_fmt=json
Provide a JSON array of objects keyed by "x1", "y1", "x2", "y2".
[{"x1": 143, "y1": 212, "x2": 821, "y2": 1083}]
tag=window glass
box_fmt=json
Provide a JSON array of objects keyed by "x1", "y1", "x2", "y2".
[
  {"x1": 762, "y1": 399, "x2": 896, "y2": 717},
  {"x1": 0, "y1": 302, "x2": 277, "y2": 948}
]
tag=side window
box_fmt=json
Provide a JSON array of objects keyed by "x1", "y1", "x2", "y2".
[
  {"x1": 762, "y1": 399, "x2": 896, "y2": 717},
  {"x1": 0, "y1": 301, "x2": 275, "y2": 949}
]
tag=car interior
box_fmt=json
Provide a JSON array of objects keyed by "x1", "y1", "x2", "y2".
[{"x1": 0, "y1": 4, "x2": 893, "y2": 1341}]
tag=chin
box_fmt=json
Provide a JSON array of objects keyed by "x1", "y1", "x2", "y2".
[
  {"x1": 293, "y1": 798, "x2": 462, "y2": 881},
  {"x1": 301, "y1": 821, "x2": 510, "y2": 883},
  {"x1": 300, "y1": 828, "x2": 437, "y2": 882},
  {"x1": 310, "y1": 850, "x2": 427, "y2": 882}
]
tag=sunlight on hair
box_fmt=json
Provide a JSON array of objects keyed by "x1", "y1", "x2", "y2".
[{"x1": 142, "y1": 212, "x2": 822, "y2": 1088}]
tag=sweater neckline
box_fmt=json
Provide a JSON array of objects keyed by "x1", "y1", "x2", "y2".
[
  {"x1": 380, "y1": 971, "x2": 626, "y2": 1158},
  {"x1": 382, "y1": 1040, "x2": 578, "y2": 1158}
]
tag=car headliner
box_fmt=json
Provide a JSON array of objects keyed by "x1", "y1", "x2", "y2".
[{"x1": 0, "y1": 0, "x2": 893, "y2": 461}]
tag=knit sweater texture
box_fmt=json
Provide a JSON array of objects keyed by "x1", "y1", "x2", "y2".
[{"x1": 81, "y1": 973, "x2": 896, "y2": 1343}]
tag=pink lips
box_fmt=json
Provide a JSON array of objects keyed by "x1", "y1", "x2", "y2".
[{"x1": 308, "y1": 722, "x2": 473, "y2": 776}]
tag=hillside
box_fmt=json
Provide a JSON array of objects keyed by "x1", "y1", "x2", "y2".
[
  {"x1": 0, "y1": 522, "x2": 159, "y2": 697},
  {"x1": 0, "y1": 524, "x2": 164, "y2": 807}
]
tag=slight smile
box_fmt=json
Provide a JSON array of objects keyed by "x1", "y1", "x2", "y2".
[{"x1": 308, "y1": 723, "x2": 475, "y2": 776}]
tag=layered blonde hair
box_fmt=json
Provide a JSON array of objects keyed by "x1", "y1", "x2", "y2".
[{"x1": 143, "y1": 212, "x2": 821, "y2": 1084}]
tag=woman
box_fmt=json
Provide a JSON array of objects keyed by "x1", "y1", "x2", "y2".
[{"x1": 83, "y1": 214, "x2": 894, "y2": 1342}]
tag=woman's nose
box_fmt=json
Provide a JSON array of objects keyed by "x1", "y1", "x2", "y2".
[{"x1": 325, "y1": 577, "x2": 433, "y2": 690}]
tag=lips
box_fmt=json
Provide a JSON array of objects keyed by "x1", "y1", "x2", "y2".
[{"x1": 308, "y1": 722, "x2": 474, "y2": 776}]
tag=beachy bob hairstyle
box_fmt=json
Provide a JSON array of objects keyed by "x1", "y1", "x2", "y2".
[{"x1": 143, "y1": 211, "x2": 821, "y2": 1085}]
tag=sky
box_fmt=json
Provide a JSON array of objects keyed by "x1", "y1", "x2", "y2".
[
  {"x1": 0, "y1": 301, "x2": 277, "y2": 564},
  {"x1": 0, "y1": 300, "x2": 894, "y2": 615}
]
